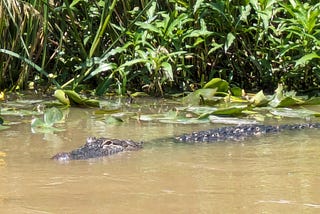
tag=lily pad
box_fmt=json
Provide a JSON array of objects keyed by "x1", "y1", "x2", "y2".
[
  {"x1": 210, "y1": 105, "x2": 248, "y2": 116},
  {"x1": 177, "y1": 106, "x2": 217, "y2": 116},
  {"x1": 0, "y1": 125, "x2": 10, "y2": 131},
  {"x1": 31, "y1": 107, "x2": 64, "y2": 133},
  {"x1": 159, "y1": 117, "x2": 209, "y2": 124},
  {"x1": 303, "y1": 97, "x2": 320, "y2": 105},
  {"x1": 250, "y1": 90, "x2": 269, "y2": 107},
  {"x1": 268, "y1": 84, "x2": 304, "y2": 107},
  {"x1": 209, "y1": 115, "x2": 258, "y2": 125},
  {"x1": 44, "y1": 107, "x2": 64, "y2": 126},
  {"x1": 269, "y1": 108, "x2": 320, "y2": 118},
  {"x1": 0, "y1": 108, "x2": 42, "y2": 116},
  {"x1": 181, "y1": 88, "x2": 218, "y2": 105}
]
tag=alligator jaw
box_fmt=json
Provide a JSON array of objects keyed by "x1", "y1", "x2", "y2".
[{"x1": 51, "y1": 152, "x2": 71, "y2": 161}]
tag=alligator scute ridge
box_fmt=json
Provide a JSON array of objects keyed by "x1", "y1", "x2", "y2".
[{"x1": 52, "y1": 123, "x2": 320, "y2": 161}]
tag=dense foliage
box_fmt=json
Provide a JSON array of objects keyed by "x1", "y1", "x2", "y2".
[{"x1": 0, "y1": 0, "x2": 319, "y2": 96}]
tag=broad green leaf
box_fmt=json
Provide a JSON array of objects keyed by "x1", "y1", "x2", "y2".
[
  {"x1": 277, "y1": 97, "x2": 304, "y2": 107},
  {"x1": 230, "y1": 87, "x2": 242, "y2": 97},
  {"x1": 84, "y1": 62, "x2": 117, "y2": 81},
  {"x1": 250, "y1": 90, "x2": 269, "y2": 107},
  {"x1": 203, "y1": 78, "x2": 229, "y2": 92},
  {"x1": 83, "y1": 99, "x2": 100, "y2": 107},
  {"x1": 304, "y1": 97, "x2": 320, "y2": 105},
  {"x1": 194, "y1": 0, "x2": 203, "y2": 13},
  {"x1": 58, "y1": 90, "x2": 100, "y2": 107},
  {"x1": 295, "y1": 52, "x2": 320, "y2": 66},
  {"x1": 0, "y1": 125, "x2": 10, "y2": 131},
  {"x1": 182, "y1": 88, "x2": 217, "y2": 105},
  {"x1": 31, "y1": 118, "x2": 45, "y2": 128},
  {"x1": 118, "y1": 59, "x2": 149, "y2": 69},
  {"x1": 225, "y1": 32, "x2": 235, "y2": 52},
  {"x1": 178, "y1": 106, "x2": 217, "y2": 116},
  {"x1": 43, "y1": 107, "x2": 63, "y2": 127},
  {"x1": 161, "y1": 62, "x2": 173, "y2": 81},
  {"x1": 134, "y1": 22, "x2": 161, "y2": 34},
  {"x1": 268, "y1": 84, "x2": 304, "y2": 107},
  {"x1": 63, "y1": 90, "x2": 83, "y2": 104},
  {"x1": 211, "y1": 106, "x2": 248, "y2": 116},
  {"x1": 54, "y1": 90, "x2": 70, "y2": 106},
  {"x1": 0, "y1": 108, "x2": 42, "y2": 116}
]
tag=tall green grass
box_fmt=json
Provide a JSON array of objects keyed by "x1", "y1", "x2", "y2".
[{"x1": 0, "y1": 0, "x2": 319, "y2": 95}]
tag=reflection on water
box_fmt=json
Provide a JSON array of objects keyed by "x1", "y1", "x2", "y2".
[{"x1": 0, "y1": 107, "x2": 320, "y2": 213}]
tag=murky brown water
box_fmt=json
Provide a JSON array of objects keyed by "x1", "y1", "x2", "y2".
[{"x1": 1, "y1": 105, "x2": 320, "y2": 213}]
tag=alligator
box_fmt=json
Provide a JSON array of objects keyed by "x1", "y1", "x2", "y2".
[{"x1": 52, "y1": 123, "x2": 320, "y2": 161}]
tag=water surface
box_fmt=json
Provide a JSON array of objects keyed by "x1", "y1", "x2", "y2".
[{"x1": 0, "y1": 105, "x2": 320, "y2": 213}]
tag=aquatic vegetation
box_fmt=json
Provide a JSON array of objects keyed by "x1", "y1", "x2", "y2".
[
  {"x1": 0, "y1": 0, "x2": 319, "y2": 96},
  {"x1": 31, "y1": 107, "x2": 64, "y2": 133},
  {"x1": 54, "y1": 90, "x2": 99, "y2": 107}
]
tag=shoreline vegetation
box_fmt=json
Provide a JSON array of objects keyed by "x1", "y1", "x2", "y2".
[{"x1": 0, "y1": 0, "x2": 319, "y2": 97}]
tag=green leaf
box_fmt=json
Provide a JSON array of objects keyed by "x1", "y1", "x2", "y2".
[
  {"x1": 182, "y1": 88, "x2": 218, "y2": 105},
  {"x1": 230, "y1": 87, "x2": 242, "y2": 97},
  {"x1": 203, "y1": 78, "x2": 229, "y2": 92},
  {"x1": 224, "y1": 32, "x2": 235, "y2": 52},
  {"x1": 83, "y1": 99, "x2": 100, "y2": 107},
  {"x1": 159, "y1": 118, "x2": 209, "y2": 124},
  {"x1": 64, "y1": 90, "x2": 84, "y2": 104},
  {"x1": 43, "y1": 107, "x2": 63, "y2": 127},
  {"x1": 54, "y1": 90, "x2": 70, "y2": 106},
  {"x1": 211, "y1": 106, "x2": 248, "y2": 116},
  {"x1": 31, "y1": 118, "x2": 45, "y2": 128},
  {"x1": 295, "y1": 52, "x2": 320, "y2": 66},
  {"x1": 84, "y1": 62, "x2": 117, "y2": 81},
  {"x1": 209, "y1": 115, "x2": 258, "y2": 125},
  {"x1": 250, "y1": 90, "x2": 269, "y2": 107},
  {"x1": 303, "y1": 97, "x2": 320, "y2": 105},
  {"x1": 270, "y1": 108, "x2": 320, "y2": 118},
  {"x1": 161, "y1": 62, "x2": 173, "y2": 81},
  {"x1": 55, "y1": 90, "x2": 100, "y2": 107}
]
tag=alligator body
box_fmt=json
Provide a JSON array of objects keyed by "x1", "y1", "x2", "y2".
[
  {"x1": 52, "y1": 123, "x2": 320, "y2": 161},
  {"x1": 175, "y1": 123, "x2": 320, "y2": 143}
]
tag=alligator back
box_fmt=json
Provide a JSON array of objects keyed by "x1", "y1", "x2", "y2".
[{"x1": 175, "y1": 123, "x2": 320, "y2": 143}]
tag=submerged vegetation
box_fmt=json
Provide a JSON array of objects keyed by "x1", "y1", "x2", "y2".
[{"x1": 0, "y1": 0, "x2": 319, "y2": 96}]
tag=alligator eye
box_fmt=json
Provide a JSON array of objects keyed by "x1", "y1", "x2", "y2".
[{"x1": 102, "y1": 140, "x2": 112, "y2": 147}]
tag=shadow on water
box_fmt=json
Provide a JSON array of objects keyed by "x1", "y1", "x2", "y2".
[{"x1": 0, "y1": 101, "x2": 320, "y2": 213}]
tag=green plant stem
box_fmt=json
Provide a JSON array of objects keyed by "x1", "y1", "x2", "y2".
[
  {"x1": 64, "y1": 0, "x2": 87, "y2": 58},
  {"x1": 89, "y1": 0, "x2": 119, "y2": 58}
]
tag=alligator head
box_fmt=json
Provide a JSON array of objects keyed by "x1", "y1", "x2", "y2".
[{"x1": 52, "y1": 137, "x2": 143, "y2": 161}]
